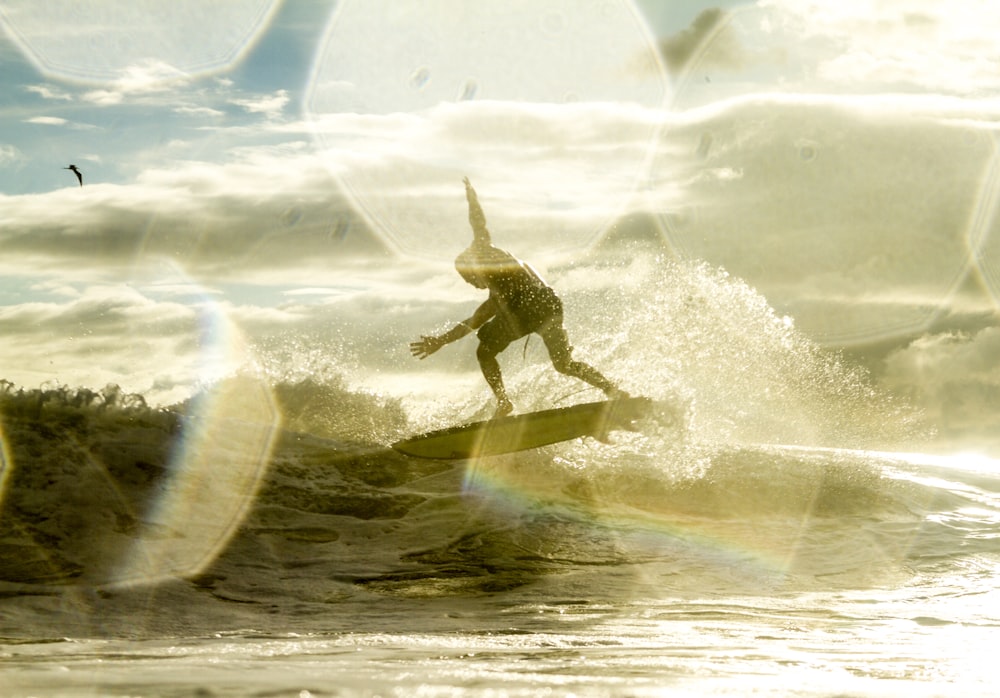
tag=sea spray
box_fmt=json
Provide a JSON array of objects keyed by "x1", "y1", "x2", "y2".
[
  {"x1": 553, "y1": 254, "x2": 927, "y2": 450},
  {"x1": 0, "y1": 255, "x2": 931, "y2": 594}
]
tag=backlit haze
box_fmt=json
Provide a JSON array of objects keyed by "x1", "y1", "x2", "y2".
[{"x1": 2, "y1": 0, "x2": 999, "y2": 454}]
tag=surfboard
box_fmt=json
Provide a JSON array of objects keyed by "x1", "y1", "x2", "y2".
[{"x1": 391, "y1": 396, "x2": 655, "y2": 460}]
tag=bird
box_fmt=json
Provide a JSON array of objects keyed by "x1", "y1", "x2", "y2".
[{"x1": 64, "y1": 164, "x2": 82, "y2": 186}]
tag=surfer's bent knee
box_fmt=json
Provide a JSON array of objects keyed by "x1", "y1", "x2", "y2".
[
  {"x1": 549, "y1": 351, "x2": 577, "y2": 374},
  {"x1": 476, "y1": 342, "x2": 499, "y2": 363}
]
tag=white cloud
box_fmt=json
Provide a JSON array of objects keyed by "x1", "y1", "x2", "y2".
[
  {"x1": 672, "y1": 1, "x2": 1000, "y2": 108},
  {"x1": 0, "y1": 2, "x2": 280, "y2": 83},
  {"x1": 308, "y1": 0, "x2": 666, "y2": 115},
  {"x1": 0, "y1": 281, "x2": 272, "y2": 405},
  {"x1": 3, "y1": 83, "x2": 998, "y2": 407},
  {"x1": 231, "y1": 89, "x2": 289, "y2": 119},
  {"x1": 0, "y1": 283, "x2": 186, "y2": 356},
  {"x1": 0, "y1": 147, "x2": 391, "y2": 286},
  {"x1": 283, "y1": 287, "x2": 346, "y2": 297},
  {"x1": 25, "y1": 84, "x2": 73, "y2": 101},
  {"x1": 174, "y1": 105, "x2": 225, "y2": 118},
  {"x1": 30, "y1": 279, "x2": 80, "y2": 298},
  {"x1": 881, "y1": 327, "x2": 1000, "y2": 438},
  {"x1": 306, "y1": 99, "x2": 668, "y2": 262},
  {"x1": 0, "y1": 143, "x2": 24, "y2": 166},
  {"x1": 24, "y1": 115, "x2": 68, "y2": 125},
  {"x1": 141, "y1": 282, "x2": 223, "y2": 298},
  {"x1": 81, "y1": 60, "x2": 191, "y2": 105},
  {"x1": 651, "y1": 91, "x2": 1000, "y2": 343},
  {"x1": 23, "y1": 114, "x2": 99, "y2": 130}
]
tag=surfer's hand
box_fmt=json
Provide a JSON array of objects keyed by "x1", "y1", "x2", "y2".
[{"x1": 410, "y1": 335, "x2": 444, "y2": 360}]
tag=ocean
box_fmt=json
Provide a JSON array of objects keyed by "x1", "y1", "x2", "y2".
[{"x1": 2, "y1": 260, "x2": 999, "y2": 696}]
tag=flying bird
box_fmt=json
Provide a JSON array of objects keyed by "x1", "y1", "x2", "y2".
[{"x1": 64, "y1": 164, "x2": 82, "y2": 186}]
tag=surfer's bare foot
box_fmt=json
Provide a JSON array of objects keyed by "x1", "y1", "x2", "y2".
[{"x1": 493, "y1": 398, "x2": 514, "y2": 418}]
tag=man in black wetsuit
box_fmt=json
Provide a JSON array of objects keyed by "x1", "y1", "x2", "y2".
[{"x1": 410, "y1": 177, "x2": 626, "y2": 417}]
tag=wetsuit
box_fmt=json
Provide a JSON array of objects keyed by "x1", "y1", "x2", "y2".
[
  {"x1": 411, "y1": 178, "x2": 622, "y2": 415},
  {"x1": 459, "y1": 243, "x2": 617, "y2": 400}
]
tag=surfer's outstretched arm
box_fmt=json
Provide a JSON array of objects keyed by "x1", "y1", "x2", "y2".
[
  {"x1": 409, "y1": 299, "x2": 496, "y2": 359},
  {"x1": 464, "y1": 176, "x2": 491, "y2": 246}
]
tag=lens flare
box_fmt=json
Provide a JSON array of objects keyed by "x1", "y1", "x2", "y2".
[
  {"x1": 662, "y1": 5, "x2": 990, "y2": 346},
  {"x1": 967, "y1": 133, "x2": 1000, "y2": 309},
  {"x1": 305, "y1": 0, "x2": 670, "y2": 262},
  {"x1": 461, "y1": 450, "x2": 789, "y2": 578},
  {"x1": 115, "y1": 300, "x2": 280, "y2": 586},
  {"x1": 460, "y1": 438, "x2": 927, "y2": 587},
  {"x1": 0, "y1": 419, "x2": 11, "y2": 512},
  {"x1": 0, "y1": 1, "x2": 281, "y2": 83},
  {"x1": 0, "y1": 262, "x2": 280, "y2": 588}
]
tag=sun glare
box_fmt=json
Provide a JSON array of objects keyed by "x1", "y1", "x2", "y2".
[{"x1": 304, "y1": 0, "x2": 670, "y2": 262}]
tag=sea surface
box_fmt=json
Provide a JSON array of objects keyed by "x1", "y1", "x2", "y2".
[
  {"x1": 2, "y1": 394, "x2": 999, "y2": 696},
  {"x1": 2, "y1": 262, "x2": 999, "y2": 696}
]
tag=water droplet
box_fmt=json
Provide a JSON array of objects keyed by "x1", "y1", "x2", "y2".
[
  {"x1": 330, "y1": 217, "x2": 350, "y2": 242},
  {"x1": 409, "y1": 66, "x2": 430, "y2": 90},
  {"x1": 541, "y1": 12, "x2": 567, "y2": 35},
  {"x1": 281, "y1": 206, "x2": 302, "y2": 227},
  {"x1": 696, "y1": 133, "x2": 713, "y2": 159},
  {"x1": 799, "y1": 145, "x2": 817, "y2": 161},
  {"x1": 459, "y1": 79, "x2": 478, "y2": 101}
]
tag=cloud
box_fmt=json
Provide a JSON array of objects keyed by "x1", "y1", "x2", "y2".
[
  {"x1": 0, "y1": 283, "x2": 205, "y2": 400},
  {"x1": 804, "y1": 4, "x2": 1000, "y2": 95},
  {"x1": 652, "y1": 92, "x2": 1000, "y2": 343},
  {"x1": 24, "y1": 84, "x2": 72, "y2": 101},
  {"x1": 0, "y1": 96, "x2": 663, "y2": 398},
  {"x1": 881, "y1": 327, "x2": 1000, "y2": 438},
  {"x1": 3, "y1": 90, "x2": 993, "y2": 348},
  {"x1": 231, "y1": 89, "x2": 289, "y2": 119},
  {"x1": 0, "y1": 143, "x2": 24, "y2": 166},
  {"x1": 670, "y1": 1, "x2": 1000, "y2": 108},
  {"x1": 24, "y1": 115, "x2": 68, "y2": 126},
  {"x1": 0, "y1": 284, "x2": 184, "y2": 335},
  {"x1": 81, "y1": 60, "x2": 191, "y2": 105},
  {"x1": 23, "y1": 114, "x2": 100, "y2": 130},
  {"x1": 174, "y1": 105, "x2": 225, "y2": 118},
  {"x1": 30, "y1": 279, "x2": 80, "y2": 298},
  {"x1": 0, "y1": 147, "x2": 395, "y2": 287},
  {"x1": 306, "y1": 99, "x2": 668, "y2": 261},
  {"x1": 658, "y1": 8, "x2": 731, "y2": 74},
  {"x1": 0, "y1": 265, "x2": 445, "y2": 405},
  {"x1": 5, "y1": 84, "x2": 999, "y2": 412},
  {"x1": 307, "y1": 0, "x2": 666, "y2": 114},
  {"x1": 0, "y1": 1, "x2": 280, "y2": 83}
]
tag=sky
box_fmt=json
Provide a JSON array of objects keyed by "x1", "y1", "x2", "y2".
[{"x1": 1, "y1": 0, "x2": 1000, "y2": 452}]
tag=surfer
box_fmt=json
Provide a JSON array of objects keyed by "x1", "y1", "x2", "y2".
[{"x1": 410, "y1": 177, "x2": 627, "y2": 417}]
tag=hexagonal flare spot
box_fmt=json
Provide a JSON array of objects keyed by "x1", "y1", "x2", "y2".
[
  {"x1": 660, "y1": 5, "x2": 995, "y2": 347},
  {"x1": 967, "y1": 133, "x2": 1000, "y2": 313},
  {"x1": 304, "y1": 0, "x2": 670, "y2": 263},
  {"x1": 0, "y1": 1, "x2": 280, "y2": 83}
]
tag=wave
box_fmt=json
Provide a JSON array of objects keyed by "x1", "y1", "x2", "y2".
[
  {"x1": 2, "y1": 259, "x2": 993, "y2": 638},
  {"x1": 0, "y1": 373, "x2": 992, "y2": 596}
]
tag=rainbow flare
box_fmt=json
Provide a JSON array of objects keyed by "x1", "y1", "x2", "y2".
[{"x1": 115, "y1": 289, "x2": 281, "y2": 586}]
